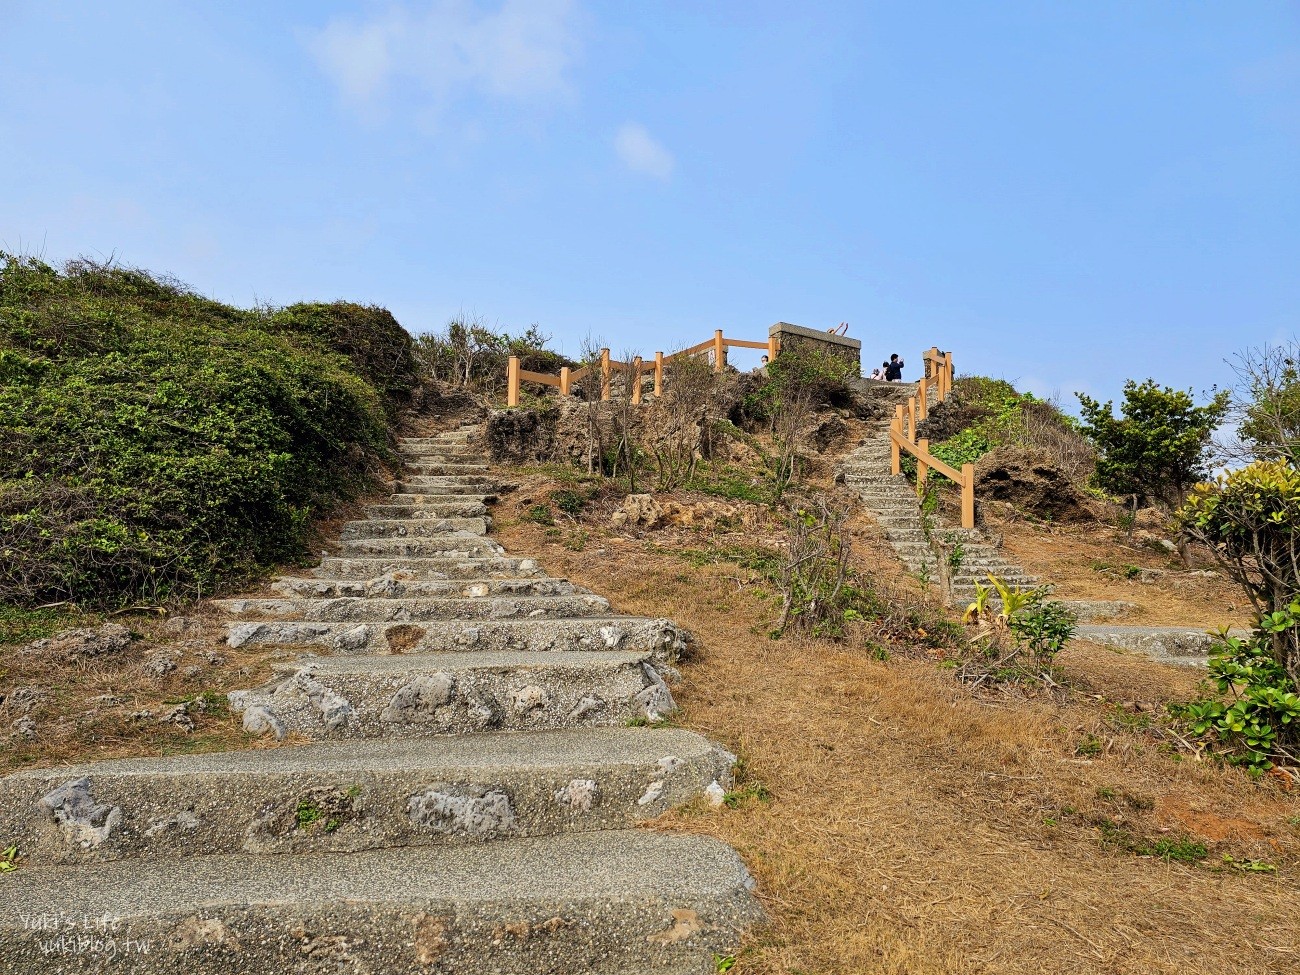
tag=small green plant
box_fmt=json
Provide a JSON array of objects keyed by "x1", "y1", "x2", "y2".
[
  {"x1": 524, "y1": 503, "x2": 554, "y2": 526},
  {"x1": 1221, "y1": 854, "x2": 1276, "y2": 873},
  {"x1": 296, "y1": 801, "x2": 324, "y2": 829},
  {"x1": 1095, "y1": 786, "x2": 1116, "y2": 800},
  {"x1": 945, "y1": 534, "x2": 966, "y2": 572},
  {"x1": 1138, "y1": 837, "x2": 1208, "y2": 863},
  {"x1": 723, "y1": 782, "x2": 773, "y2": 808},
  {"x1": 562, "y1": 529, "x2": 587, "y2": 552},
  {"x1": 0, "y1": 845, "x2": 18, "y2": 872},
  {"x1": 344, "y1": 785, "x2": 362, "y2": 798},
  {"x1": 714, "y1": 955, "x2": 738, "y2": 973},
  {"x1": 551, "y1": 489, "x2": 587, "y2": 517},
  {"x1": 1075, "y1": 734, "x2": 1104, "y2": 758}
]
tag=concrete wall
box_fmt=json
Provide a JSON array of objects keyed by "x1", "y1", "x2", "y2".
[{"x1": 769, "y1": 322, "x2": 862, "y2": 373}]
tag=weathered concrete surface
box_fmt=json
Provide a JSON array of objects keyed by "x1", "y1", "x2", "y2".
[
  {"x1": 339, "y1": 517, "x2": 490, "y2": 538},
  {"x1": 215, "y1": 593, "x2": 613, "y2": 622},
  {"x1": 0, "y1": 729, "x2": 730, "y2": 861},
  {"x1": 1075, "y1": 624, "x2": 1248, "y2": 666},
  {"x1": 226, "y1": 651, "x2": 678, "y2": 738},
  {"x1": 311, "y1": 555, "x2": 543, "y2": 580},
  {"x1": 271, "y1": 575, "x2": 585, "y2": 599},
  {"x1": 224, "y1": 616, "x2": 690, "y2": 659},
  {"x1": 0, "y1": 831, "x2": 761, "y2": 974}
]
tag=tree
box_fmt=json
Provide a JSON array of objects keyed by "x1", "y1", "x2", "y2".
[
  {"x1": 1076, "y1": 380, "x2": 1229, "y2": 507},
  {"x1": 1225, "y1": 340, "x2": 1300, "y2": 466}
]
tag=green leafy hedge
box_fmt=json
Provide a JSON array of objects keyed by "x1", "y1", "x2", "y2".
[{"x1": 0, "y1": 255, "x2": 412, "y2": 607}]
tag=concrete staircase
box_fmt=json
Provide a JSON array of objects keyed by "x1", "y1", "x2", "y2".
[
  {"x1": 0, "y1": 424, "x2": 760, "y2": 973},
  {"x1": 838, "y1": 413, "x2": 1038, "y2": 608}
]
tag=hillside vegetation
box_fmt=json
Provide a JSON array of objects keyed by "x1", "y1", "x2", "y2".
[{"x1": 0, "y1": 256, "x2": 416, "y2": 609}]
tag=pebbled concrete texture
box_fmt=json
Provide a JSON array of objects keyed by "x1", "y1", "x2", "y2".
[
  {"x1": 311, "y1": 555, "x2": 543, "y2": 580},
  {"x1": 1075, "y1": 624, "x2": 1248, "y2": 664},
  {"x1": 339, "y1": 517, "x2": 490, "y2": 538},
  {"x1": 216, "y1": 593, "x2": 614, "y2": 622},
  {"x1": 0, "y1": 730, "x2": 731, "y2": 862},
  {"x1": 224, "y1": 616, "x2": 690, "y2": 659},
  {"x1": 271, "y1": 575, "x2": 585, "y2": 599},
  {"x1": 225, "y1": 651, "x2": 679, "y2": 739},
  {"x1": 0, "y1": 831, "x2": 761, "y2": 974}
]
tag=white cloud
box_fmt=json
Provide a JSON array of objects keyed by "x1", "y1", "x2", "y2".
[
  {"x1": 614, "y1": 122, "x2": 675, "y2": 180},
  {"x1": 306, "y1": 0, "x2": 580, "y2": 117}
]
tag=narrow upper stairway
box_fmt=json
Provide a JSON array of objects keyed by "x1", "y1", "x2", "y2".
[
  {"x1": 0, "y1": 423, "x2": 760, "y2": 973},
  {"x1": 838, "y1": 411, "x2": 1038, "y2": 607}
]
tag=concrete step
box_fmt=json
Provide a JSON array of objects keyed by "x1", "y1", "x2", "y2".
[
  {"x1": 338, "y1": 536, "x2": 506, "y2": 559},
  {"x1": 406, "y1": 462, "x2": 491, "y2": 475},
  {"x1": 272, "y1": 576, "x2": 584, "y2": 600},
  {"x1": 0, "y1": 831, "x2": 760, "y2": 974},
  {"x1": 215, "y1": 594, "x2": 615, "y2": 623},
  {"x1": 395, "y1": 474, "x2": 496, "y2": 488},
  {"x1": 1074, "y1": 625, "x2": 1245, "y2": 665},
  {"x1": 228, "y1": 650, "x2": 679, "y2": 740},
  {"x1": 392, "y1": 484, "x2": 500, "y2": 498},
  {"x1": 225, "y1": 616, "x2": 689, "y2": 659},
  {"x1": 341, "y1": 518, "x2": 489, "y2": 539},
  {"x1": 363, "y1": 501, "x2": 490, "y2": 519},
  {"x1": 312, "y1": 556, "x2": 543, "y2": 580},
  {"x1": 0, "y1": 728, "x2": 726, "y2": 863}
]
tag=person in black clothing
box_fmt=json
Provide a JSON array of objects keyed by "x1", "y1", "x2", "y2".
[{"x1": 884, "y1": 354, "x2": 904, "y2": 382}]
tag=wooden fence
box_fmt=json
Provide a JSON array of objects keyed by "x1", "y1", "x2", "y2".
[
  {"x1": 889, "y1": 348, "x2": 975, "y2": 528},
  {"x1": 505, "y1": 329, "x2": 779, "y2": 407}
]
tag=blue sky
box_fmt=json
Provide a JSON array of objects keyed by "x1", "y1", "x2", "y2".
[{"x1": 2, "y1": 1, "x2": 1297, "y2": 406}]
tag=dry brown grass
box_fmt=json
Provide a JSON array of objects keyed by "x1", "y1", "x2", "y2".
[
  {"x1": 992, "y1": 515, "x2": 1250, "y2": 628},
  {"x1": 494, "y1": 479, "x2": 1300, "y2": 975},
  {"x1": 0, "y1": 607, "x2": 286, "y2": 775}
]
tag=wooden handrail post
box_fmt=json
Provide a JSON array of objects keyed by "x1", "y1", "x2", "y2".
[
  {"x1": 917, "y1": 438, "x2": 929, "y2": 489},
  {"x1": 944, "y1": 353, "x2": 954, "y2": 399},
  {"x1": 891, "y1": 414, "x2": 901, "y2": 475},
  {"x1": 631, "y1": 356, "x2": 643, "y2": 404},
  {"x1": 713, "y1": 329, "x2": 725, "y2": 373},
  {"x1": 559, "y1": 366, "x2": 571, "y2": 396},
  {"x1": 961, "y1": 463, "x2": 975, "y2": 529},
  {"x1": 917, "y1": 375, "x2": 929, "y2": 418},
  {"x1": 507, "y1": 356, "x2": 520, "y2": 407},
  {"x1": 895, "y1": 404, "x2": 906, "y2": 442},
  {"x1": 654, "y1": 351, "x2": 664, "y2": 397},
  {"x1": 767, "y1": 334, "x2": 778, "y2": 362},
  {"x1": 600, "y1": 348, "x2": 611, "y2": 401},
  {"x1": 908, "y1": 396, "x2": 917, "y2": 441}
]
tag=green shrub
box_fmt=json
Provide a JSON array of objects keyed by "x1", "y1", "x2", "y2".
[
  {"x1": 1078, "y1": 379, "x2": 1229, "y2": 507},
  {"x1": 0, "y1": 255, "x2": 406, "y2": 607},
  {"x1": 1173, "y1": 615, "x2": 1300, "y2": 774}
]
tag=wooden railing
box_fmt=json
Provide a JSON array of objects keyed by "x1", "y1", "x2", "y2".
[
  {"x1": 505, "y1": 329, "x2": 779, "y2": 407},
  {"x1": 889, "y1": 347, "x2": 976, "y2": 529}
]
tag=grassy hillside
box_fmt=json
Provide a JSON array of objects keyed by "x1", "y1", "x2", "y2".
[{"x1": 0, "y1": 256, "x2": 417, "y2": 608}]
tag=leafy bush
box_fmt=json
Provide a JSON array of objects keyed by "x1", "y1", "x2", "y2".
[
  {"x1": 414, "y1": 316, "x2": 568, "y2": 396},
  {"x1": 1181, "y1": 460, "x2": 1300, "y2": 681},
  {"x1": 0, "y1": 255, "x2": 406, "y2": 607},
  {"x1": 1078, "y1": 379, "x2": 1229, "y2": 507},
  {"x1": 267, "y1": 302, "x2": 418, "y2": 412},
  {"x1": 1173, "y1": 614, "x2": 1300, "y2": 773}
]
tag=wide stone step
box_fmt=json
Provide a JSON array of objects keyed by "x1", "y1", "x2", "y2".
[
  {"x1": 363, "y1": 501, "x2": 490, "y2": 519},
  {"x1": 405, "y1": 462, "x2": 491, "y2": 475},
  {"x1": 340, "y1": 518, "x2": 489, "y2": 539},
  {"x1": 392, "y1": 485, "x2": 500, "y2": 498},
  {"x1": 0, "y1": 831, "x2": 760, "y2": 974},
  {"x1": 338, "y1": 536, "x2": 505, "y2": 558},
  {"x1": 216, "y1": 594, "x2": 614, "y2": 622},
  {"x1": 273, "y1": 575, "x2": 584, "y2": 599},
  {"x1": 225, "y1": 616, "x2": 688, "y2": 659},
  {"x1": 399, "y1": 473, "x2": 495, "y2": 485},
  {"x1": 0, "y1": 728, "x2": 726, "y2": 863},
  {"x1": 229, "y1": 649, "x2": 679, "y2": 740},
  {"x1": 312, "y1": 556, "x2": 542, "y2": 580},
  {"x1": 1074, "y1": 625, "x2": 1246, "y2": 663}
]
